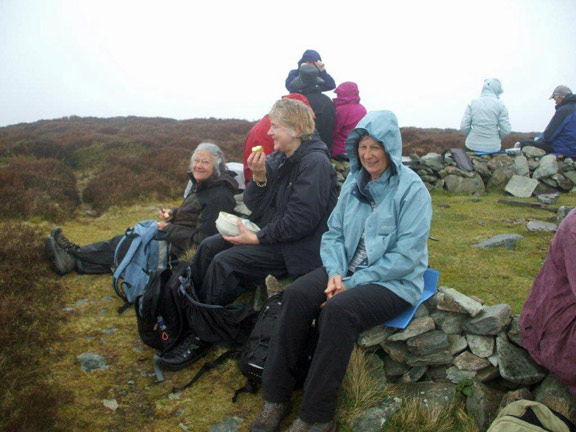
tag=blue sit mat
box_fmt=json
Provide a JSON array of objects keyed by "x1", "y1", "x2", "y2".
[{"x1": 383, "y1": 268, "x2": 440, "y2": 329}]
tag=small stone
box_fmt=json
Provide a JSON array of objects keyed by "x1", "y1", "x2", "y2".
[
  {"x1": 496, "y1": 336, "x2": 546, "y2": 385},
  {"x1": 401, "y1": 366, "x2": 428, "y2": 383},
  {"x1": 350, "y1": 396, "x2": 403, "y2": 431},
  {"x1": 406, "y1": 350, "x2": 453, "y2": 366},
  {"x1": 527, "y1": 220, "x2": 557, "y2": 232},
  {"x1": 488, "y1": 354, "x2": 499, "y2": 367},
  {"x1": 505, "y1": 175, "x2": 539, "y2": 198},
  {"x1": 533, "y1": 154, "x2": 558, "y2": 179},
  {"x1": 466, "y1": 334, "x2": 494, "y2": 358},
  {"x1": 101, "y1": 328, "x2": 119, "y2": 335},
  {"x1": 536, "y1": 192, "x2": 560, "y2": 204},
  {"x1": 77, "y1": 352, "x2": 108, "y2": 373},
  {"x1": 463, "y1": 304, "x2": 512, "y2": 335},
  {"x1": 448, "y1": 335, "x2": 468, "y2": 356},
  {"x1": 358, "y1": 325, "x2": 396, "y2": 347},
  {"x1": 406, "y1": 330, "x2": 449, "y2": 356},
  {"x1": 102, "y1": 399, "x2": 118, "y2": 411},
  {"x1": 437, "y1": 287, "x2": 483, "y2": 317},
  {"x1": 466, "y1": 381, "x2": 505, "y2": 432},
  {"x1": 208, "y1": 416, "x2": 243, "y2": 432},
  {"x1": 446, "y1": 366, "x2": 476, "y2": 384},
  {"x1": 522, "y1": 146, "x2": 546, "y2": 158},
  {"x1": 76, "y1": 298, "x2": 89, "y2": 307},
  {"x1": 393, "y1": 382, "x2": 462, "y2": 411},
  {"x1": 380, "y1": 341, "x2": 410, "y2": 363},
  {"x1": 388, "y1": 317, "x2": 435, "y2": 342},
  {"x1": 431, "y1": 310, "x2": 466, "y2": 334},
  {"x1": 557, "y1": 206, "x2": 576, "y2": 225},
  {"x1": 384, "y1": 357, "x2": 410, "y2": 377},
  {"x1": 507, "y1": 316, "x2": 523, "y2": 347},
  {"x1": 453, "y1": 351, "x2": 490, "y2": 371},
  {"x1": 472, "y1": 234, "x2": 524, "y2": 250}
]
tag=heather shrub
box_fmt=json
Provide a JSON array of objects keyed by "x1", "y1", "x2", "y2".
[
  {"x1": 0, "y1": 223, "x2": 70, "y2": 431},
  {"x1": 82, "y1": 147, "x2": 189, "y2": 211},
  {"x1": 0, "y1": 157, "x2": 80, "y2": 222}
]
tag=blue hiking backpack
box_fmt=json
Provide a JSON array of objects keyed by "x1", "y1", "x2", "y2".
[{"x1": 113, "y1": 220, "x2": 170, "y2": 313}]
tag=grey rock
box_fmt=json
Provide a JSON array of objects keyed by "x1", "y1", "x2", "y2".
[
  {"x1": 454, "y1": 351, "x2": 491, "y2": 371},
  {"x1": 466, "y1": 334, "x2": 495, "y2": 358},
  {"x1": 476, "y1": 365, "x2": 500, "y2": 383},
  {"x1": 406, "y1": 350, "x2": 453, "y2": 366},
  {"x1": 488, "y1": 353, "x2": 499, "y2": 367},
  {"x1": 358, "y1": 324, "x2": 396, "y2": 347},
  {"x1": 472, "y1": 234, "x2": 524, "y2": 250},
  {"x1": 76, "y1": 298, "x2": 89, "y2": 307},
  {"x1": 536, "y1": 192, "x2": 560, "y2": 204},
  {"x1": 431, "y1": 310, "x2": 465, "y2": 334},
  {"x1": 420, "y1": 174, "x2": 438, "y2": 183},
  {"x1": 488, "y1": 154, "x2": 514, "y2": 171},
  {"x1": 406, "y1": 330, "x2": 449, "y2": 356},
  {"x1": 448, "y1": 334, "x2": 468, "y2": 356},
  {"x1": 553, "y1": 173, "x2": 575, "y2": 191},
  {"x1": 463, "y1": 304, "x2": 512, "y2": 335},
  {"x1": 413, "y1": 304, "x2": 429, "y2": 319},
  {"x1": 101, "y1": 328, "x2": 119, "y2": 335},
  {"x1": 496, "y1": 336, "x2": 546, "y2": 385},
  {"x1": 512, "y1": 155, "x2": 530, "y2": 176},
  {"x1": 384, "y1": 357, "x2": 410, "y2": 377},
  {"x1": 350, "y1": 396, "x2": 403, "y2": 432},
  {"x1": 426, "y1": 365, "x2": 450, "y2": 382},
  {"x1": 534, "y1": 375, "x2": 576, "y2": 424},
  {"x1": 466, "y1": 381, "x2": 505, "y2": 431},
  {"x1": 505, "y1": 175, "x2": 539, "y2": 198},
  {"x1": 421, "y1": 153, "x2": 444, "y2": 171},
  {"x1": 446, "y1": 366, "x2": 476, "y2": 384},
  {"x1": 487, "y1": 167, "x2": 515, "y2": 190},
  {"x1": 388, "y1": 317, "x2": 435, "y2": 342},
  {"x1": 102, "y1": 399, "x2": 118, "y2": 411},
  {"x1": 557, "y1": 206, "x2": 575, "y2": 225},
  {"x1": 63, "y1": 307, "x2": 74, "y2": 312},
  {"x1": 209, "y1": 417, "x2": 243, "y2": 432},
  {"x1": 506, "y1": 315, "x2": 523, "y2": 347},
  {"x1": 445, "y1": 173, "x2": 485, "y2": 194},
  {"x1": 564, "y1": 170, "x2": 576, "y2": 184},
  {"x1": 540, "y1": 176, "x2": 559, "y2": 188},
  {"x1": 77, "y1": 352, "x2": 108, "y2": 372},
  {"x1": 533, "y1": 154, "x2": 558, "y2": 179},
  {"x1": 393, "y1": 382, "x2": 463, "y2": 410},
  {"x1": 522, "y1": 146, "x2": 547, "y2": 158},
  {"x1": 527, "y1": 220, "x2": 557, "y2": 232},
  {"x1": 437, "y1": 287, "x2": 483, "y2": 317},
  {"x1": 443, "y1": 166, "x2": 476, "y2": 178},
  {"x1": 499, "y1": 388, "x2": 533, "y2": 410},
  {"x1": 401, "y1": 366, "x2": 428, "y2": 383},
  {"x1": 473, "y1": 159, "x2": 491, "y2": 179},
  {"x1": 380, "y1": 340, "x2": 410, "y2": 363}
]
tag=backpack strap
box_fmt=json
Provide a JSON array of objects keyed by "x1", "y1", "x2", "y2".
[
  {"x1": 153, "y1": 353, "x2": 166, "y2": 382},
  {"x1": 171, "y1": 349, "x2": 239, "y2": 393},
  {"x1": 232, "y1": 380, "x2": 260, "y2": 403}
]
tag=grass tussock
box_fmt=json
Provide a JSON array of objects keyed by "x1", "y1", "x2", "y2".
[
  {"x1": 0, "y1": 223, "x2": 71, "y2": 432},
  {"x1": 339, "y1": 347, "x2": 387, "y2": 417},
  {"x1": 0, "y1": 157, "x2": 80, "y2": 222},
  {"x1": 383, "y1": 398, "x2": 478, "y2": 432}
]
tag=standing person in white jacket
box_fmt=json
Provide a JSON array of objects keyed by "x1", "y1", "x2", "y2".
[{"x1": 460, "y1": 78, "x2": 511, "y2": 153}]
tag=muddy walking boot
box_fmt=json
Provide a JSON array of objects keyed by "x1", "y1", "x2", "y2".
[
  {"x1": 285, "y1": 418, "x2": 337, "y2": 432},
  {"x1": 45, "y1": 228, "x2": 78, "y2": 275},
  {"x1": 249, "y1": 401, "x2": 291, "y2": 432}
]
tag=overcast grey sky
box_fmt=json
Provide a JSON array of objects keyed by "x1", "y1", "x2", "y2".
[{"x1": 1, "y1": 0, "x2": 575, "y2": 131}]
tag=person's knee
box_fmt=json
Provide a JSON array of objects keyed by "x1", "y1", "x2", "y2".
[{"x1": 321, "y1": 296, "x2": 357, "y2": 327}]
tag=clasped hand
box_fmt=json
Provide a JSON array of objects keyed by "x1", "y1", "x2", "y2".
[
  {"x1": 222, "y1": 219, "x2": 259, "y2": 245},
  {"x1": 321, "y1": 274, "x2": 345, "y2": 308}
]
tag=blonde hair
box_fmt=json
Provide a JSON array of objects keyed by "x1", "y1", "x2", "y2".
[{"x1": 269, "y1": 98, "x2": 315, "y2": 140}]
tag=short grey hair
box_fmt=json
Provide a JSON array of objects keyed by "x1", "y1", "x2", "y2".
[{"x1": 190, "y1": 142, "x2": 227, "y2": 177}]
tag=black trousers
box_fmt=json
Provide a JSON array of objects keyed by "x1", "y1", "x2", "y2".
[
  {"x1": 262, "y1": 267, "x2": 410, "y2": 423},
  {"x1": 188, "y1": 234, "x2": 289, "y2": 306},
  {"x1": 70, "y1": 234, "x2": 132, "y2": 274},
  {"x1": 518, "y1": 139, "x2": 554, "y2": 153}
]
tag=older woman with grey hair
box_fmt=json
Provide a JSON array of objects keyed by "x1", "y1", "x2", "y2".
[{"x1": 45, "y1": 142, "x2": 238, "y2": 275}]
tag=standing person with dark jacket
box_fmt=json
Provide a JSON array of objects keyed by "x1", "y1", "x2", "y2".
[
  {"x1": 516, "y1": 85, "x2": 576, "y2": 157},
  {"x1": 159, "y1": 99, "x2": 338, "y2": 371},
  {"x1": 45, "y1": 143, "x2": 237, "y2": 275},
  {"x1": 285, "y1": 49, "x2": 336, "y2": 94},
  {"x1": 332, "y1": 81, "x2": 367, "y2": 158},
  {"x1": 291, "y1": 64, "x2": 336, "y2": 153}
]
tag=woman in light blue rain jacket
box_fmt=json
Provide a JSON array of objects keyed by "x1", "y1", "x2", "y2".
[
  {"x1": 461, "y1": 78, "x2": 511, "y2": 153},
  {"x1": 251, "y1": 111, "x2": 432, "y2": 432}
]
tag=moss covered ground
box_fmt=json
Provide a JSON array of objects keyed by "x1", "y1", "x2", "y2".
[{"x1": 5, "y1": 190, "x2": 576, "y2": 431}]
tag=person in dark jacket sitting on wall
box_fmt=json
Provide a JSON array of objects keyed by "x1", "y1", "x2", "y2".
[
  {"x1": 515, "y1": 85, "x2": 576, "y2": 158},
  {"x1": 159, "y1": 98, "x2": 339, "y2": 371},
  {"x1": 285, "y1": 49, "x2": 336, "y2": 94},
  {"x1": 291, "y1": 64, "x2": 336, "y2": 154},
  {"x1": 45, "y1": 142, "x2": 237, "y2": 275}
]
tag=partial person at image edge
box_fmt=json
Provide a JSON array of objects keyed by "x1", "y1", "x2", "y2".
[
  {"x1": 460, "y1": 78, "x2": 511, "y2": 153},
  {"x1": 516, "y1": 85, "x2": 576, "y2": 158}
]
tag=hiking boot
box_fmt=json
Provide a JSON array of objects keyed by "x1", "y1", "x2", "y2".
[
  {"x1": 249, "y1": 401, "x2": 291, "y2": 432},
  {"x1": 45, "y1": 231, "x2": 77, "y2": 275},
  {"x1": 284, "y1": 418, "x2": 337, "y2": 432},
  {"x1": 159, "y1": 333, "x2": 210, "y2": 371},
  {"x1": 52, "y1": 227, "x2": 80, "y2": 252}
]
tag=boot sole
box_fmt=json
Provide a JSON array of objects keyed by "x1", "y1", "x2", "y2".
[
  {"x1": 45, "y1": 236, "x2": 66, "y2": 276},
  {"x1": 159, "y1": 345, "x2": 210, "y2": 371}
]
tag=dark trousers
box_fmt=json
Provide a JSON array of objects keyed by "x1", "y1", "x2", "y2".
[
  {"x1": 189, "y1": 234, "x2": 289, "y2": 305},
  {"x1": 518, "y1": 139, "x2": 554, "y2": 153},
  {"x1": 262, "y1": 267, "x2": 410, "y2": 423},
  {"x1": 70, "y1": 235, "x2": 132, "y2": 274}
]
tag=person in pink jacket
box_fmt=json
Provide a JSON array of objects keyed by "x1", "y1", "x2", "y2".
[
  {"x1": 331, "y1": 82, "x2": 367, "y2": 158},
  {"x1": 519, "y1": 208, "x2": 576, "y2": 394}
]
